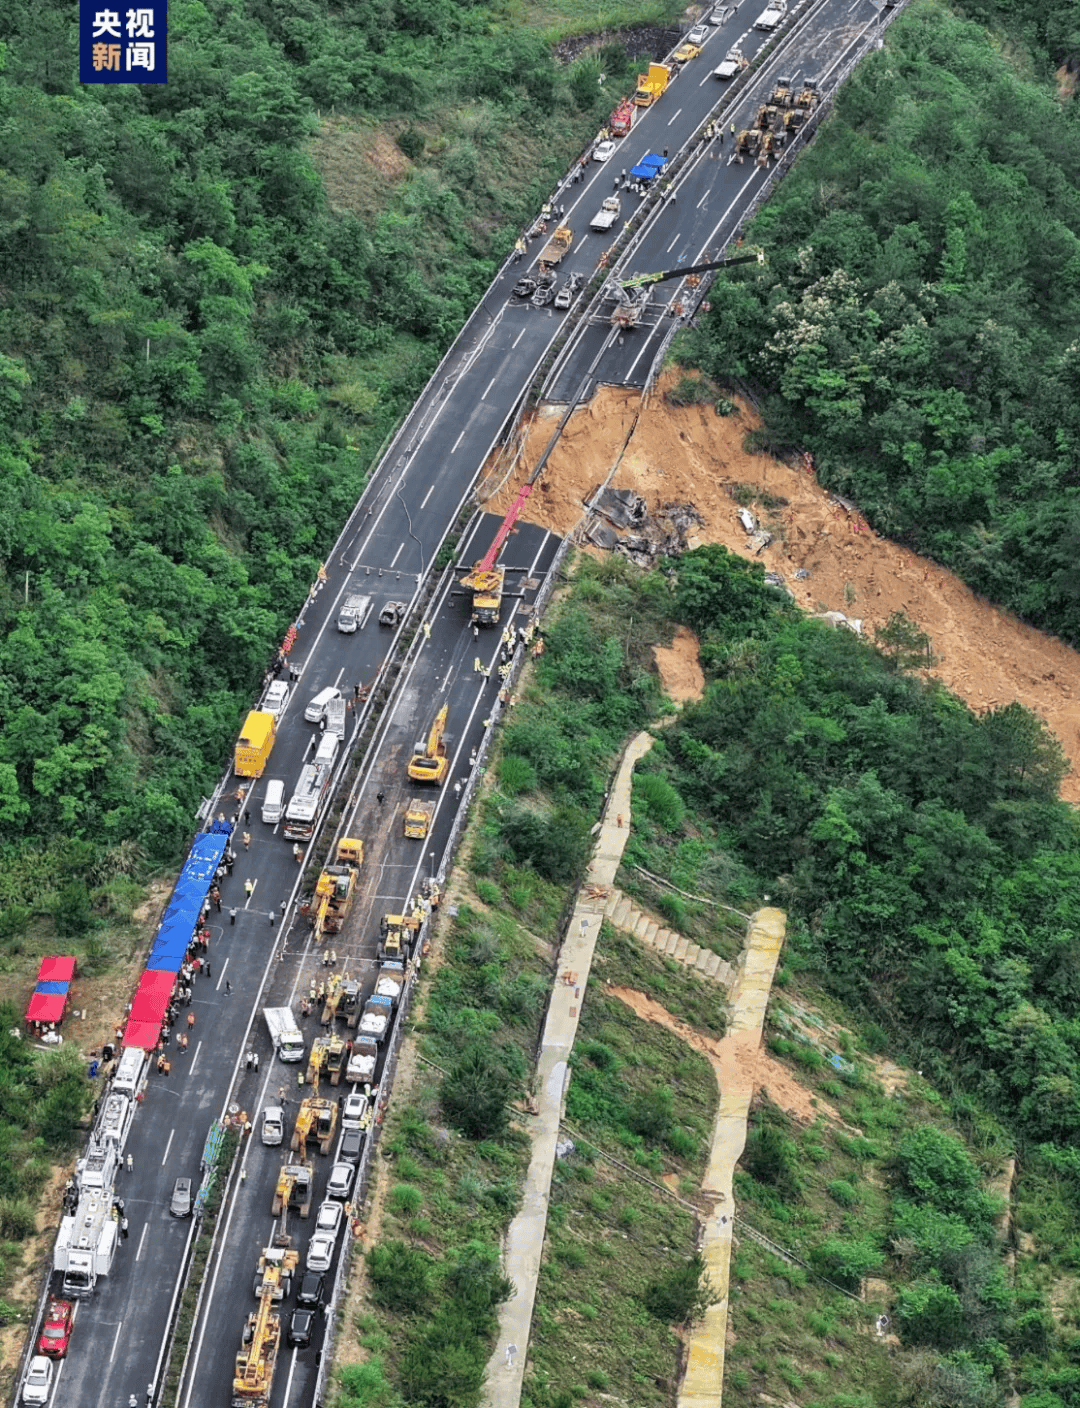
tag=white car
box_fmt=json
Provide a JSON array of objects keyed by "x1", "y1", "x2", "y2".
[
  {"x1": 326, "y1": 1162, "x2": 354, "y2": 1200},
  {"x1": 262, "y1": 680, "x2": 289, "y2": 719},
  {"x1": 686, "y1": 23, "x2": 709, "y2": 43},
  {"x1": 306, "y1": 1231, "x2": 336, "y2": 1272},
  {"x1": 707, "y1": 5, "x2": 730, "y2": 22},
  {"x1": 315, "y1": 1200, "x2": 344, "y2": 1236},
  {"x1": 341, "y1": 1092, "x2": 368, "y2": 1130},
  {"x1": 592, "y1": 139, "x2": 616, "y2": 162},
  {"x1": 23, "y1": 1357, "x2": 53, "y2": 1406}
]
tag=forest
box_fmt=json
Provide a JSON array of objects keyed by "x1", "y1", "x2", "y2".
[
  {"x1": 0, "y1": 0, "x2": 641, "y2": 923},
  {"x1": 684, "y1": 0, "x2": 1080, "y2": 650}
]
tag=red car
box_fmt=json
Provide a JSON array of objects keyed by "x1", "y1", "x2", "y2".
[{"x1": 37, "y1": 1300, "x2": 74, "y2": 1359}]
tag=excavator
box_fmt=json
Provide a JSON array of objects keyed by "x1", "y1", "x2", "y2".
[
  {"x1": 305, "y1": 1031, "x2": 346, "y2": 1088},
  {"x1": 407, "y1": 705, "x2": 450, "y2": 785},
  {"x1": 320, "y1": 971, "x2": 348, "y2": 1025},
  {"x1": 378, "y1": 911, "x2": 422, "y2": 964},
  {"x1": 308, "y1": 838, "x2": 363, "y2": 945},
  {"x1": 291, "y1": 1054, "x2": 338, "y2": 1155},
  {"x1": 270, "y1": 1159, "x2": 312, "y2": 1222},
  {"x1": 609, "y1": 248, "x2": 765, "y2": 329}
]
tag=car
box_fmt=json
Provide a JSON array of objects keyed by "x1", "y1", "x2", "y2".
[
  {"x1": 316, "y1": 1200, "x2": 344, "y2": 1236},
  {"x1": 707, "y1": 5, "x2": 731, "y2": 22},
  {"x1": 673, "y1": 41, "x2": 702, "y2": 62},
  {"x1": 296, "y1": 1271, "x2": 325, "y2": 1308},
  {"x1": 261, "y1": 1107, "x2": 284, "y2": 1147},
  {"x1": 22, "y1": 1357, "x2": 53, "y2": 1406},
  {"x1": 288, "y1": 1307, "x2": 316, "y2": 1348},
  {"x1": 37, "y1": 1300, "x2": 74, "y2": 1360},
  {"x1": 592, "y1": 139, "x2": 616, "y2": 162},
  {"x1": 306, "y1": 1231, "x2": 336, "y2": 1273},
  {"x1": 341, "y1": 1092, "x2": 367, "y2": 1130},
  {"x1": 511, "y1": 275, "x2": 537, "y2": 300},
  {"x1": 169, "y1": 1176, "x2": 193, "y2": 1218},
  {"x1": 554, "y1": 285, "x2": 573, "y2": 310},
  {"x1": 339, "y1": 1127, "x2": 364, "y2": 1163},
  {"x1": 531, "y1": 285, "x2": 554, "y2": 308},
  {"x1": 326, "y1": 1162, "x2": 354, "y2": 1200},
  {"x1": 262, "y1": 680, "x2": 290, "y2": 719},
  {"x1": 379, "y1": 600, "x2": 406, "y2": 627},
  {"x1": 686, "y1": 23, "x2": 709, "y2": 43}
]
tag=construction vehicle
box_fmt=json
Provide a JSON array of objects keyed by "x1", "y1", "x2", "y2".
[
  {"x1": 796, "y1": 79, "x2": 819, "y2": 111},
  {"x1": 232, "y1": 1294, "x2": 281, "y2": 1408},
  {"x1": 634, "y1": 62, "x2": 671, "y2": 107},
  {"x1": 769, "y1": 75, "x2": 795, "y2": 107},
  {"x1": 378, "y1": 911, "x2": 422, "y2": 963},
  {"x1": 607, "y1": 248, "x2": 766, "y2": 328},
  {"x1": 404, "y1": 797, "x2": 435, "y2": 839},
  {"x1": 538, "y1": 225, "x2": 573, "y2": 267},
  {"x1": 590, "y1": 195, "x2": 621, "y2": 232},
  {"x1": 234, "y1": 711, "x2": 276, "y2": 779},
  {"x1": 53, "y1": 1139, "x2": 120, "y2": 1300},
  {"x1": 305, "y1": 1031, "x2": 346, "y2": 1087},
  {"x1": 271, "y1": 1161, "x2": 312, "y2": 1221},
  {"x1": 283, "y1": 760, "x2": 334, "y2": 842},
  {"x1": 253, "y1": 1242, "x2": 298, "y2": 1301},
  {"x1": 755, "y1": 0, "x2": 786, "y2": 28},
  {"x1": 375, "y1": 961, "x2": 406, "y2": 1008},
  {"x1": 336, "y1": 593, "x2": 372, "y2": 634},
  {"x1": 341, "y1": 978, "x2": 363, "y2": 1029},
  {"x1": 309, "y1": 838, "x2": 364, "y2": 944},
  {"x1": 609, "y1": 96, "x2": 635, "y2": 136},
  {"x1": 360, "y1": 993, "x2": 393, "y2": 1044},
  {"x1": 346, "y1": 1036, "x2": 379, "y2": 1084},
  {"x1": 290, "y1": 1094, "x2": 337, "y2": 1156},
  {"x1": 320, "y1": 972, "x2": 346, "y2": 1025},
  {"x1": 407, "y1": 705, "x2": 450, "y2": 785}
]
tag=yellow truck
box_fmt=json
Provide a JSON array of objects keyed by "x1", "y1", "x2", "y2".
[
  {"x1": 634, "y1": 63, "x2": 671, "y2": 107},
  {"x1": 404, "y1": 797, "x2": 436, "y2": 839},
  {"x1": 234, "y1": 711, "x2": 276, "y2": 778},
  {"x1": 538, "y1": 225, "x2": 574, "y2": 267}
]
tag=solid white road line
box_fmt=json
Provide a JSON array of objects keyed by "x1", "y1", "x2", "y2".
[
  {"x1": 109, "y1": 1320, "x2": 124, "y2": 1363},
  {"x1": 451, "y1": 429, "x2": 466, "y2": 453},
  {"x1": 136, "y1": 1223, "x2": 149, "y2": 1261},
  {"x1": 482, "y1": 376, "x2": 496, "y2": 400}
]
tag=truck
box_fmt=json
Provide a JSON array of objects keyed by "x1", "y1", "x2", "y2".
[
  {"x1": 336, "y1": 593, "x2": 372, "y2": 634},
  {"x1": 283, "y1": 760, "x2": 333, "y2": 841},
  {"x1": 94, "y1": 1091, "x2": 134, "y2": 1151},
  {"x1": 324, "y1": 695, "x2": 347, "y2": 741},
  {"x1": 404, "y1": 797, "x2": 435, "y2": 840},
  {"x1": 346, "y1": 1036, "x2": 379, "y2": 1084},
  {"x1": 360, "y1": 993, "x2": 393, "y2": 1044},
  {"x1": 234, "y1": 711, "x2": 276, "y2": 779},
  {"x1": 754, "y1": 0, "x2": 786, "y2": 28},
  {"x1": 53, "y1": 1140, "x2": 120, "y2": 1299},
  {"x1": 590, "y1": 196, "x2": 621, "y2": 232},
  {"x1": 375, "y1": 962, "x2": 406, "y2": 1008},
  {"x1": 111, "y1": 1048, "x2": 146, "y2": 1101},
  {"x1": 538, "y1": 225, "x2": 573, "y2": 267},
  {"x1": 634, "y1": 63, "x2": 671, "y2": 107},
  {"x1": 609, "y1": 96, "x2": 635, "y2": 136},
  {"x1": 713, "y1": 46, "x2": 747, "y2": 78},
  {"x1": 232, "y1": 1295, "x2": 281, "y2": 1408},
  {"x1": 264, "y1": 1008, "x2": 305, "y2": 1064}
]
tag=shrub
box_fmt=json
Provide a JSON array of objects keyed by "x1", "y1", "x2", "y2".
[
  {"x1": 397, "y1": 126, "x2": 425, "y2": 159},
  {"x1": 634, "y1": 773, "x2": 686, "y2": 831},
  {"x1": 895, "y1": 1126, "x2": 995, "y2": 1231},
  {"x1": 499, "y1": 754, "x2": 537, "y2": 796},
  {"x1": 365, "y1": 1241, "x2": 434, "y2": 1315},
  {"x1": 643, "y1": 1254, "x2": 718, "y2": 1326},
  {"x1": 441, "y1": 1043, "x2": 515, "y2": 1141},
  {"x1": 474, "y1": 880, "x2": 501, "y2": 906},
  {"x1": 827, "y1": 1178, "x2": 860, "y2": 1208},
  {"x1": 389, "y1": 1184, "x2": 423, "y2": 1217},
  {"x1": 808, "y1": 1235, "x2": 884, "y2": 1292},
  {"x1": 896, "y1": 1279, "x2": 965, "y2": 1349}
]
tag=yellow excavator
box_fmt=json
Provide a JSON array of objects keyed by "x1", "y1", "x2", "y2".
[
  {"x1": 291, "y1": 1054, "x2": 338, "y2": 1156},
  {"x1": 309, "y1": 838, "x2": 363, "y2": 944},
  {"x1": 270, "y1": 1159, "x2": 312, "y2": 1221},
  {"x1": 407, "y1": 705, "x2": 449, "y2": 786},
  {"x1": 305, "y1": 1031, "x2": 346, "y2": 1088}
]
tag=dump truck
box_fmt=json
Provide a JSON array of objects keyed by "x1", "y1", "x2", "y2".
[
  {"x1": 346, "y1": 1036, "x2": 379, "y2": 1084},
  {"x1": 404, "y1": 797, "x2": 435, "y2": 840},
  {"x1": 291, "y1": 1097, "x2": 337, "y2": 1156},
  {"x1": 375, "y1": 962, "x2": 406, "y2": 1009},
  {"x1": 407, "y1": 705, "x2": 449, "y2": 786},
  {"x1": 609, "y1": 96, "x2": 635, "y2": 136},
  {"x1": 360, "y1": 993, "x2": 393, "y2": 1044},
  {"x1": 538, "y1": 225, "x2": 573, "y2": 267},
  {"x1": 271, "y1": 1161, "x2": 312, "y2": 1220},
  {"x1": 232, "y1": 1295, "x2": 281, "y2": 1408},
  {"x1": 634, "y1": 63, "x2": 670, "y2": 107},
  {"x1": 336, "y1": 593, "x2": 372, "y2": 634},
  {"x1": 378, "y1": 911, "x2": 421, "y2": 963},
  {"x1": 234, "y1": 711, "x2": 276, "y2": 779},
  {"x1": 590, "y1": 196, "x2": 621, "y2": 232}
]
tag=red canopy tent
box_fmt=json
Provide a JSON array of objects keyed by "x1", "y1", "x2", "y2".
[
  {"x1": 122, "y1": 1018, "x2": 163, "y2": 1051},
  {"x1": 26, "y1": 991, "x2": 67, "y2": 1024},
  {"x1": 37, "y1": 956, "x2": 76, "y2": 984}
]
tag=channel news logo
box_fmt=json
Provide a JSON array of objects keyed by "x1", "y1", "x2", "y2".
[{"x1": 80, "y1": 2, "x2": 167, "y2": 84}]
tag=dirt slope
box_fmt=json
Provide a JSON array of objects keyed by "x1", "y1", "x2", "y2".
[{"x1": 483, "y1": 375, "x2": 1080, "y2": 802}]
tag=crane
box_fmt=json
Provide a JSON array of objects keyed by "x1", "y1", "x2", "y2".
[{"x1": 611, "y1": 247, "x2": 765, "y2": 327}]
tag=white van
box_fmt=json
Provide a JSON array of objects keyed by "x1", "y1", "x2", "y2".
[
  {"x1": 313, "y1": 734, "x2": 339, "y2": 769},
  {"x1": 262, "y1": 680, "x2": 290, "y2": 719},
  {"x1": 304, "y1": 686, "x2": 341, "y2": 724},
  {"x1": 262, "y1": 779, "x2": 285, "y2": 824}
]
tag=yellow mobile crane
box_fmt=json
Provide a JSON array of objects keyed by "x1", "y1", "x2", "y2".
[
  {"x1": 232, "y1": 1292, "x2": 282, "y2": 1408},
  {"x1": 407, "y1": 705, "x2": 450, "y2": 785}
]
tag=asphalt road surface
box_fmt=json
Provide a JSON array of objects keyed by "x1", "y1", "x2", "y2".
[{"x1": 43, "y1": 3, "x2": 899, "y2": 1404}]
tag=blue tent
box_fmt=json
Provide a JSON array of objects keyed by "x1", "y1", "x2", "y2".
[
  {"x1": 640, "y1": 154, "x2": 667, "y2": 169},
  {"x1": 145, "y1": 830, "x2": 229, "y2": 973},
  {"x1": 630, "y1": 164, "x2": 657, "y2": 180}
]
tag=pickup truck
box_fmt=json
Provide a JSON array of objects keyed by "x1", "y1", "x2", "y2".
[
  {"x1": 590, "y1": 196, "x2": 621, "y2": 232},
  {"x1": 336, "y1": 593, "x2": 372, "y2": 633},
  {"x1": 755, "y1": 0, "x2": 786, "y2": 29},
  {"x1": 713, "y1": 46, "x2": 746, "y2": 78}
]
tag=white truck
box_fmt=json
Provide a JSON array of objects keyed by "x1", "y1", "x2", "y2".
[
  {"x1": 359, "y1": 994, "x2": 392, "y2": 1044},
  {"x1": 283, "y1": 760, "x2": 333, "y2": 841},
  {"x1": 755, "y1": 0, "x2": 786, "y2": 29},
  {"x1": 94, "y1": 1092, "x2": 134, "y2": 1151},
  {"x1": 590, "y1": 195, "x2": 621, "y2": 232},
  {"x1": 325, "y1": 695, "x2": 347, "y2": 741},
  {"x1": 346, "y1": 1036, "x2": 379, "y2": 1084},
  {"x1": 336, "y1": 593, "x2": 372, "y2": 634},
  {"x1": 54, "y1": 1140, "x2": 120, "y2": 1298},
  {"x1": 375, "y1": 962, "x2": 406, "y2": 1008},
  {"x1": 111, "y1": 1047, "x2": 146, "y2": 1101},
  {"x1": 264, "y1": 1007, "x2": 305, "y2": 1063}
]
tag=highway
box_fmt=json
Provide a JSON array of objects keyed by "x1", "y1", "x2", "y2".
[{"x1": 37, "y1": 3, "x2": 900, "y2": 1406}]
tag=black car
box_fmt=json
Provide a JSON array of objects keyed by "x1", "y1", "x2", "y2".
[
  {"x1": 339, "y1": 1127, "x2": 363, "y2": 1163},
  {"x1": 288, "y1": 1308, "x2": 315, "y2": 1348},
  {"x1": 296, "y1": 1272, "x2": 325, "y2": 1309}
]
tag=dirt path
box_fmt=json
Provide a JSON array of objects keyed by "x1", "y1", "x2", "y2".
[{"x1": 481, "y1": 376, "x2": 1080, "y2": 802}]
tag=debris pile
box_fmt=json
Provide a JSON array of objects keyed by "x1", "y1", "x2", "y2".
[{"x1": 586, "y1": 489, "x2": 703, "y2": 565}]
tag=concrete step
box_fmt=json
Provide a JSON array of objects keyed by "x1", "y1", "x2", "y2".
[
  {"x1": 716, "y1": 960, "x2": 732, "y2": 985},
  {"x1": 633, "y1": 915, "x2": 651, "y2": 941},
  {"x1": 695, "y1": 948, "x2": 713, "y2": 973},
  {"x1": 674, "y1": 938, "x2": 691, "y2": 963},
  {"x1": 660, "y1": 930, "x2": 680, "y2": 956},
  {"x1": 604, "y1": 889, "x2": 622, "y2": 918},
  {"x1": 703, "y1": 952, "x2": 722, "y2": 978},
  {"x1": 613, "y1": 897, "x2": 634, "y2": 930},
  {"x1": 684, "y1": 943, "x2": 701, "y2": 967},
  {"x1": 645, "y1": 922, "x2": 660, "y2": 945}
]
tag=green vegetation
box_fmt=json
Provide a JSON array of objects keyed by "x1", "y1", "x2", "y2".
[
  {"x1": 0, "y1": 0, "x2": 676, "y2": 936},
  {"x1": 682, "y1": 0, "x2": 1080, "y2": 649}
]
